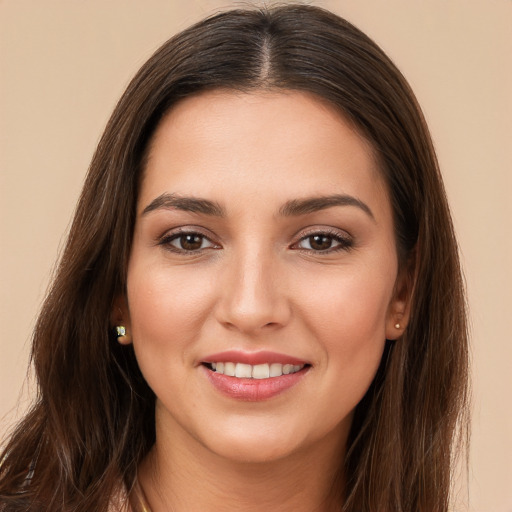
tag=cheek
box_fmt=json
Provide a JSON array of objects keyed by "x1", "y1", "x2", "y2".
[
  {"x1": 126, "y1": 263, "x2": 216, "y2": 366},
  {"x1": 297, "y1": 266, "x2": 394, "y2": 396},
  {"x1": 301, "y1": 265, "x2": 394, "y2": 341},
  {"x1": 125, "y1": 264, "x2": 221, "y2": 416}
]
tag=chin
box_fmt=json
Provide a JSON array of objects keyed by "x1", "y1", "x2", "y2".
[
  {"x1": 210, "y1": 434, "x2": 304, "y2": 465},
  {"x1": 199, "y1": 417, "x2": 342, "y2": 466}
]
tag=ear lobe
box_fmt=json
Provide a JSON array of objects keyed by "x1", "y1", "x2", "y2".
[
  {"x1": 385, "y1": 262, "x2": 415, "y2": 341},
  {"x1": 385, "y1": 303, "x2": 410, "y2": 340},
  {"x1": 110, "y1": 295, "x2": 132, "y2": 345}
]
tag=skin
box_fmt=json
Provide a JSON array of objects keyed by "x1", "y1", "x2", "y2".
[{"x1": 116, "y1": 90, "x2": 409, "y2": 511}]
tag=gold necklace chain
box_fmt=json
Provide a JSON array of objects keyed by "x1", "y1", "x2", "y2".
[{"x1": 132, "y1": 477, "x2": 152, "y2": 512}]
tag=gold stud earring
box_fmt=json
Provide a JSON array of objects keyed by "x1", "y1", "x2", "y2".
[{"x1": 116, "y1": 325, "x2": 126, "y2": 338}]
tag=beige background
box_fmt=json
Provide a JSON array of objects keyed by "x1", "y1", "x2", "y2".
[{"x1": 1, "y1": 1, "x2": 511, "y2": 510}]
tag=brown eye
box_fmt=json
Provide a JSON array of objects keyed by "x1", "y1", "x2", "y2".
[
  {"x1": 161, "y1": 232, "x2": 217, "y2": 252},
  {"x1": 308, "y1": 235, "x2": 334, "y2": 251},
  {"x1": 295, "y1": 231, "x2": 352, "y2": 253},
  {"x1": 179, "y1": 234, "x2": 204, "y2": 251}
]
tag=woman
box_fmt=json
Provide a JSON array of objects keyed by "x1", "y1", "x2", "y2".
[{"x1": 0, "y1": 4, "x2": 469, "y2": 511}]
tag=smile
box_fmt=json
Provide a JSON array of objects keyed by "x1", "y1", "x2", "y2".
[
  {"x1": 200, "y1": 350, "x2": 311, "y2": 400},
  {"x1": 205, "y1": 362, "x2": 305, "y2": 379}
]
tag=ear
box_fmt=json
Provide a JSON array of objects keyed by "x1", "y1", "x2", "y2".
[
  {"x1": 110, "y1": 294, "x2": 132, "y2": 345},
  {"x1": 385, "y1": 260, "x2": 415, "y2": 341}
]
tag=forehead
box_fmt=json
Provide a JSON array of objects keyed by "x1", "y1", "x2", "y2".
[{"x1": 140, "y1": 90, "x2": 388, "y2": 215}]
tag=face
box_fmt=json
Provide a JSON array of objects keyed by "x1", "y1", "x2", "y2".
[{"x1": 118, "y1": 90, "x2": 408, "y2": 463}]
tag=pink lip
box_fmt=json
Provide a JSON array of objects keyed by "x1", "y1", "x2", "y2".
[
  {"x1": 202, "y1": 350, "x2": 308, "y2": 366},
  {"x1": 201, "y1": 365, "x2": 309, "y2": 401}
]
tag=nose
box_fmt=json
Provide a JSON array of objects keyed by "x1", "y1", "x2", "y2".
[{"x1": 214, "y1": 247, "x2": 291, "y2": 335}]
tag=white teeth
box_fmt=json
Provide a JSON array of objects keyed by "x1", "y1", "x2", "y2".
[
  {"x1": 208, "y1": 361, "x2": 305, "y2": 378},
  {"x1": 269, "y1": 363, "x2": 283, "y2": 377},
  {"x1": 235, "y1": 363, "x2": 252, "y2": 378},
  {"x1": 252, "y1": 363, "x2": 270, "y2": 379},
  {"x1": 282, "y1": 364, "x2": 293, "y2": 375},
  {"x1": 224, "y1": 362, "x2": 236, "y2": 376}
]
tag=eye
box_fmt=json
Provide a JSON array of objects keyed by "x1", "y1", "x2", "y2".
[
  {"x1": 294, "y1": 231, "x2": 353, "y2": 253},
  {"x1": 159, "y1": 231, "x2": 218, "y2": 253}
]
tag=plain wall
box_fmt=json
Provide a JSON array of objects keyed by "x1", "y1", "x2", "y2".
[{"x1": 1, "y1": 1, "x2": 511, "y2": 510}]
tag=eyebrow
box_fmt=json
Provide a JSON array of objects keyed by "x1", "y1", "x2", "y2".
[
  {"x1": 142, "y1": 192, "x2": 374, "y2": 221},
  {"x1": 142, "y1": 193, "x2": 225, "y2": 217},
  {"x1": 279, "y1": 194, "x2": 375, "y2": 221}
]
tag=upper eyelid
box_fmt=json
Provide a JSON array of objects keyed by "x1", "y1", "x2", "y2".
[
  {"x1": 158, "y1": 225, "x2": 217, "y2": 241},
  {"x1": 292, "y1": 225, "x2": 352, "y2": 240}
]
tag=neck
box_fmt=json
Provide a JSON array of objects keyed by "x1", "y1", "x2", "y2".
[{"x1": 138, "y1": 416, "x2": 347, "y2": 512}]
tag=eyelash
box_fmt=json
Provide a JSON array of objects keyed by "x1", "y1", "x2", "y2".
[
  {"x1": 157, "y1": 228, "x2": 353, "y2": 255},
  {"x1": 158, "y1": 229, "x2": 218, "y2": 254},
  {"x1": 292, "y1": 228, "x2": 353, "y2": 253}
]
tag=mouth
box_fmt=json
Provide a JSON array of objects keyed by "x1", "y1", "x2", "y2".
[
  {"x1": 200, "y1": 350, "x2": 311, "y2": 400},
  {"x1": 202, "y1": 361, "x2": 308, "y2": 379}
]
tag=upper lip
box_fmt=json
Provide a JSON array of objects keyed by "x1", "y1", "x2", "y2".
[{"x1": 201, "y1": 350, "x2": 309, "y2": 366}]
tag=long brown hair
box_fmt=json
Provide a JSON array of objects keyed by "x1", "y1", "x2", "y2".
[{"x1": 0, "y1": 4, "x2": 469, "y2": 511}]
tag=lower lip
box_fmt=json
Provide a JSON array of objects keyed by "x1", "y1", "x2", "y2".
[{"x1": 202, "y1": 365, "x2": 309, "y2": 401}]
